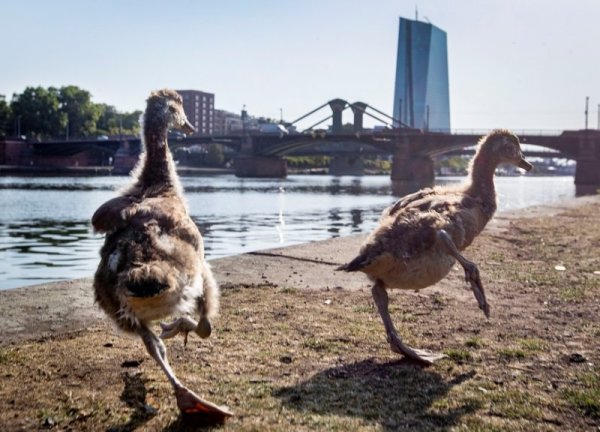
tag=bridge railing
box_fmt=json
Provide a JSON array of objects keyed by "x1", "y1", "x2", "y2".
[{"x1": 426, "y1": 128, "x2": 564, "y2": 136}]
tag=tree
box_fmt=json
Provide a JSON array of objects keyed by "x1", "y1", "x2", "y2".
[
  {"x1": 96, "y1": 104, "x2": 141, "y2": 137},
  {"x1": 205, "y1": 143, "x2": 225, "y2": 167},
  {"x1": 120, "y1": 110, "x2": 142, "y2": 136},
  {"x1": 10, "y1": 86, "x2": 66, "y2": 139},
  {"x1": 0, "y1": 95, "x2": 11, "y2": 137},
  {"x1": 58, "y1": 85, "x2": 102, "y2": 138},
  {"x1": 95, "y1": 103, "x2": 119, "y2": 135}
]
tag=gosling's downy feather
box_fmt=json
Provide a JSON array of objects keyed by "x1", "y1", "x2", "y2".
[
  {"x1": 93, "y1": 89, "x2": 217, "y2": 332},
  {"x1": 340, "y1": 129, "x2": 531, "y2": 291}
]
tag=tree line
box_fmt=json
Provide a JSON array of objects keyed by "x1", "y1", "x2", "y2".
[{"x1": 0, "y1": 85, "x2": 142, "y2": 140}]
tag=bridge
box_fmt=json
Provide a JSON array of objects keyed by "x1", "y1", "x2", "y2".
[{"x1": 2, "y1": 99, "x2": 599, "y2": 195}]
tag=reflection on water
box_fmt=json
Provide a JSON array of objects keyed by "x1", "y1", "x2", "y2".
[
  {"x1": 0, "y1": 220, "x2": 101, "y2": 288},
  {"x1": 0, "y1": 175, "x2": 575, "y2": 290}
]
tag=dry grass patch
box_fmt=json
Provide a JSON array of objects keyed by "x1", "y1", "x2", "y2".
[{"x1": 1, "y1": 198, "x2": 599, "y2": 430}]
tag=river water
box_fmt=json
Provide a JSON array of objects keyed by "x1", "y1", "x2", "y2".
[{"x1": 0, "y1": 174, "x2": 575, "y2": 290}]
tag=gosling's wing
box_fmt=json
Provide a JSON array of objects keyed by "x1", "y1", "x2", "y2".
[
  {"x1": 173, "y1": 214, "x2": 204, "y2": 253},
  {"x1": 383, "y1": 187, "x2": 436, "y2": 217},
  {"x1": 338, "y1": 210, "x2": 438, "y2": 275},
  {"x1": 91, "y1": 195, "x2": 138, "y2": 233},
  {"x1": 137, "y1": 197, "x2": 205, "y2": 253}
]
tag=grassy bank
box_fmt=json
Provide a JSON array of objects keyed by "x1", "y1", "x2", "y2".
[{"x1": 1, "y1": 199, "x2": 599, "y2": 431}]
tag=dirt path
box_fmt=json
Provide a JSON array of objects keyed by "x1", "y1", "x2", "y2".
[{"x1": 0, "y1": 195, "x2": 599, "y2": 431}]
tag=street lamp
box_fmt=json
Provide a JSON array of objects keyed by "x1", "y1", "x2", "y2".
[{"x1": 584, "y1": 96, "x2": 589, "y2": 130}]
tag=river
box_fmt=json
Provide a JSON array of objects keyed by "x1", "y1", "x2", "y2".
[{"x1": 0, "y1": 174, "x2": 575, "y2": 290}]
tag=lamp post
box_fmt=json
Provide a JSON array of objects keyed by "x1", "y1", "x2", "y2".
[{"x1": 584, "y1": 96, "x2": 589, "y2": 130}]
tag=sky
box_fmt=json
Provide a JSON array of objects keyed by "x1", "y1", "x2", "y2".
[{"x1": 2, "y1": 0, "x2": 599, "y2": 132}]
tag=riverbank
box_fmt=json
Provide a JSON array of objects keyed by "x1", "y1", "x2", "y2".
[
  {"x1": 0, "y1": 165, "x2": 234, "y2": 177},
  {"x1": 1, "y1": 195, "x2": 599, "y2": 431}
]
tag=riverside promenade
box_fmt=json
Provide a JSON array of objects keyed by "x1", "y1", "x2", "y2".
[{"x1": 0, "y1": 195, "x2": 599, "y2": 431}]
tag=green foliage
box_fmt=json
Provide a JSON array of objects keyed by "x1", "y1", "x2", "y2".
[
  {"x1": 464, "y1": 336, "x2": 484, "y2": 348},
  {"x1": 10, "y1": 86, "x2": 66, "y2": 139},
  {"x1": 120, "y1": 110, "x2": 142, "y2": 135},
  {"x1": 96, "y1": 104, "x2": 141, "y2": 137},
  {"x1": 562, "y1": 369, "x2": 600, "y2": 419},
  {"x1": 95, "y1": 103, "x2": 119, "y2": 135},
  {"x1": 58, "y1": 85, "x2": 102, "y2": 138},
  {"x1": 363, "y1": 157, "x2": 391, "y2": 173},
  {"x1": 6, "y1": 85, "x2": 141, "y2": 140},
  {"x1": 285, "y1": 156, "x2": 331, "y2": 168},
  {"x1": 443, "y1": 348, "x2": 473, "y2": 363},
  {"x1": 497, "y1": 347, "x2": 527, "y2": 359},
  {"x1": 205, "y1": 143, "x2": 225, "y2": 167},
  {"x1": 0, "y1": 95, "x2": 11, "y2": 137},
  {"x1": 436, "y1": 155, "x2": 469, "y2": 175}
]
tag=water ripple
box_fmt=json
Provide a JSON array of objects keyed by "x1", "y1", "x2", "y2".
[{"x1": 0, "y1": 175, "x2": 575, "y2": 290}]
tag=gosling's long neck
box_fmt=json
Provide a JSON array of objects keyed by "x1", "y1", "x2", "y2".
[
  {"x1": 136, "y1": 113, "x2": 180, "y2": 194},
  {"x1": 465, "y1": 149, "x2": 499, "y2": 217}
]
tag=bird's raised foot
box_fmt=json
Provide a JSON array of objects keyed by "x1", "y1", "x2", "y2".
[
  {"x1": 467, "y1": 279, "x2": 490, "y2": 319},
  {"x1": 462, "y1": 262, "x2": 490, "y2": 318},
  {"x1": 160, "y1": 317, "x2": 197, "y2": 345},
  {"x1": 196, "y1": 317, "x2": 212, "y2": 338},
  {"x1": 388, "y1": 335, "x2": 446, "y2": 366},
  {"x1": 160, "y1": 316, "x2": 212, "y2": 345},
  {"x1": 175, "y1": 386, "x2": 233, "y2": 423}
]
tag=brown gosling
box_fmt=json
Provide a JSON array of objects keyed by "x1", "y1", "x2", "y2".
[
  {"x1": 338, "y1": 129, "x2": 533, "y2": 365},
  {"x1": 92, "y1": 89, "x2": 232, "y2": 421}
]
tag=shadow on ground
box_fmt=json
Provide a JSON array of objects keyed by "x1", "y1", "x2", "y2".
[
  {"x1": 274, "y1": 358, "x2": 479, "y2": 431},
  {"x1": 107, "y1": 372, "x2": 157, "y2": 432},
  {"x1": 162, "y1": 415, "x2": 224, "y2": 432},
  {"x1": 107, "y1": 372, "x2": 223, "y2": 432}
]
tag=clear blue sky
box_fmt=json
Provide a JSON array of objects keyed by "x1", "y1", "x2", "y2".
[{"x1": 2, "y1": 0, "x2": 599, "y2": 131}]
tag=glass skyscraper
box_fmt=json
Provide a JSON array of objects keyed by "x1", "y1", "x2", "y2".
[{"x1": 393, "y1": 17, "x2": 450, "y2": 131}]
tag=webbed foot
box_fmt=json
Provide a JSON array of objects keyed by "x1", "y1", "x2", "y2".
[
  {"x1": 175, "y1": 386, "x2": 233, "y2": 422},
  {"x1": 462, "y1": 262, "x2": 490, "y2": 318},
  {"x1": 160, "y1": 317, "x2": 197, "y2": 345},
  {"x1": 160, "y1": 316, "x2": 212, "y2": 345},
  {"x1": 388, "y1": 334, "x2": 446, "y2": 365}
]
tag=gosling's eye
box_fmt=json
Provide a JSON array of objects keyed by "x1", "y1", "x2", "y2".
[{"x1": 168, "y1": 106, "x2": 176, "y2": 113}]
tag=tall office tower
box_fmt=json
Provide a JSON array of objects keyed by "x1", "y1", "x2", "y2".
[
  {"x1": 176, "y1": 90, "x2": 215, "y2": 135},
  {"x1": 392, "y1": 17, "x2": 450, "y2": 131}
]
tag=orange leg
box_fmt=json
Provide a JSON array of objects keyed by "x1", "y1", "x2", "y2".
[
  {"x1": 371, "y1": 280, "x2": 445, "y2": 365},
  {"x1": 138, "y1": 325, "x2": 232, "y2": 421}
]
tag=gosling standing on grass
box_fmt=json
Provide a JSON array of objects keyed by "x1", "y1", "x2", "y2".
[
  {"x1": 92, "y1": 89, "x2": 232, "y2": 421},
  {"x1": 339, "y1": 129, "x2": 533, "y2": 365}
]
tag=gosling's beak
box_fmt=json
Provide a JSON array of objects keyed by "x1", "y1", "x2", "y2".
[
  {"x1": 181, "y1": 119, "x2": 196, "y2": 135},
  {"x1": 518, "y1": 157, "x2": 533, "y2": 171}
]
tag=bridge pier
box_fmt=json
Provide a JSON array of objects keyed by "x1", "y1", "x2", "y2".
[
  {"x1": 234, "y1": 155, "x2": 287, "y2": 178},
  {"x1": 113, "y1": 141, "x2": 140, "y2": 175},
  {"x1": 329, "y1": 156, "x2": 364, "y2": 176},
  {"x1": 574, "y1": 133, "x2": 600, "y2": 195},
  {"x1": 391, "y1": 146, "x2": 434, "y2": 196}
]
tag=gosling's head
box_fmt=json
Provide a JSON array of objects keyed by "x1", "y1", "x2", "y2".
[
  {"x1": 145, "y1": 89, "x2": 196, "y2": 135},
  {"x1": 479, "y1": 129, "x2": 533, "y2": 171}
]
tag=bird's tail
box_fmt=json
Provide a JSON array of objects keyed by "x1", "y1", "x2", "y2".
[
  {"x1": 118, "y1": 261, "x2": 178, "y2": 298},
  {"x1": 336, "y1": 254, "x2": 369, "y2": 272}
]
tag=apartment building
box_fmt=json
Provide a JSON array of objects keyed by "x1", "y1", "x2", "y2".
[{"x1": 176, "y1": 90, "x2": 214, "y2": 135}]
